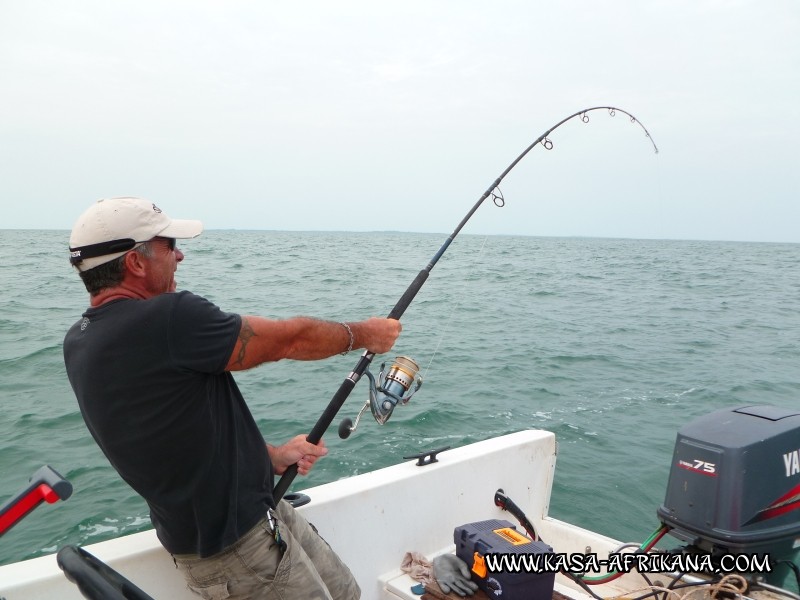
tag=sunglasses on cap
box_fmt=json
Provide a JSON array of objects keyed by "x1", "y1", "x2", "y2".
[{"x1": 69, "y1": 237, "x2": 176, "y2": 266}]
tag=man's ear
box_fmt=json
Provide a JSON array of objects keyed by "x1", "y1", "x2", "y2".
[{"x1": 122, "y1": 249, "x2": 148, "y2": 279}]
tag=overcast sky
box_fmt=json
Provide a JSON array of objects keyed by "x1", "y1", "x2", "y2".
[{"x1": 1, "y1": 1, "x2": 798, "y2": 242}]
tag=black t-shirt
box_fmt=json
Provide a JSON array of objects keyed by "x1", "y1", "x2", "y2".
[{"x1": 63, "y1": 291, "x2": 274, "y2": 557}]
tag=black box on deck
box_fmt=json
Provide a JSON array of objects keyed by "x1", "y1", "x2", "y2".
[{"x1": 454, "y1": 519, "x2": 556, "y2": 600}]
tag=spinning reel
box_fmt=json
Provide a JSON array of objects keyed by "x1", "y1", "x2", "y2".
[{"x1": 338, "y1": 356, "x2": 423, "y2": 439}]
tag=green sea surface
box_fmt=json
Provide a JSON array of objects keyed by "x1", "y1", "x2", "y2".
[{"x1": 1, "y1": 230, "x2": 798, "y2": 576}]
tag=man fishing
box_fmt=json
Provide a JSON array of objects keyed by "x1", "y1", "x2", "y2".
[{"x1": 63, "y1": 196, "x2": 401, "y2": 599}]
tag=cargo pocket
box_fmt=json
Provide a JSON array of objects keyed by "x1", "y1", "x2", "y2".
[
  {"x1": 234, "y1": 531, "x2": 287, "y2": 585},
  {"x1": 187, "y1": 580, "x2": 230, "y2": 600},
  {"x1": 175, "y1": 557, "x2": 232, "y2": 600}
]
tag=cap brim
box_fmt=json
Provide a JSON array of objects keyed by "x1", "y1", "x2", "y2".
[{"x1": 159, "y1": 219, "x2": 203, "y2": 239}]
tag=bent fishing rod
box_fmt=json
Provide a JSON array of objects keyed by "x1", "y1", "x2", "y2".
[{"x1": 274, "y1": 106, "x2": 658, "y2": 500}]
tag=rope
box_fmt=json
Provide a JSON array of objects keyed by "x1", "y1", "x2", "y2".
[{"x1": 606, "y1": 573, "x2": 749, "y2": 600}]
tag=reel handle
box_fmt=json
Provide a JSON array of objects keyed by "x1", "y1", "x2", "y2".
[{"x1": 338, "y1": 418, "x2": 354, "y2": 439}]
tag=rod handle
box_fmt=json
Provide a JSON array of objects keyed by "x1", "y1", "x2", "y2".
[
  {"x1": 274, "y1": 268, "x2": 428, "y2": 500},
  {"x1": 273, "y1": 374, "x2": 359, "y2": 500},
  {"x1": 388, "y1": 269, "x2": 429, "y2": 320}
]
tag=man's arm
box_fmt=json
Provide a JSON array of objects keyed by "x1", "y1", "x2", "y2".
[{"x1": 225, "y1": 316, "x2": 401, "y2": 371}]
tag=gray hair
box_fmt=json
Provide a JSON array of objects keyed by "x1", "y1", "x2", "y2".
[{"x1": 78, "y1": 242, "x2": 152, "y2": 296}]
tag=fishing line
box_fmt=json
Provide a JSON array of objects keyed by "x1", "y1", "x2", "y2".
[
  {"x1": 274, "y1": 106, "x2": 659, "y2": 501},
  {"x1": 421, "y1": 233, "x2": 493, "y2": 381},
  {"x1": 420, "y1": 185, "x2": 521, "y2": 378}
]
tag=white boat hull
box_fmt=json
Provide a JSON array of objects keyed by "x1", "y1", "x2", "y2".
[
  {"x1": 2, "y1": 429, "x2": 794, "y2": 600},
  {"x1": 1, "y1": 430, "x2": 559, "y2": 599}
]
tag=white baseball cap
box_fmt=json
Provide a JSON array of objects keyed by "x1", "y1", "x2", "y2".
[{"x1": 69, "y1": 197, "x2": 203, "y2": 271}]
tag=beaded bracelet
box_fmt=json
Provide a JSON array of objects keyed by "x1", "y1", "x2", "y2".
[{"x1": 339, "y1": 322, "x2": 354, "y2": 355}]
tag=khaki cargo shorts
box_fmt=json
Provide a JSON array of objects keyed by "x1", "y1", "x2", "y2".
[{"x1": 174, "y1": 500, "x2": 360, "y2": 600}]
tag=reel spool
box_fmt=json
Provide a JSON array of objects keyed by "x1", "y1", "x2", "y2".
[{"x1": 338, "y1": 356, "x2": 422, "y2": 439}]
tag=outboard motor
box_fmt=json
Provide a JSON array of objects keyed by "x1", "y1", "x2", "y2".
[{"x1": 657, "y1": 405, "x2": 800, "y2": 586}]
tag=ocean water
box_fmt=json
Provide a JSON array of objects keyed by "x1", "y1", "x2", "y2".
[{"x1": 1, "y1": 229, "x2": 799, "y2": 571}]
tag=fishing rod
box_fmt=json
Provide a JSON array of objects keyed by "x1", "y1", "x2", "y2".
[{"x1": 274, "y1": 106, "x2": 658, "y2": 500}]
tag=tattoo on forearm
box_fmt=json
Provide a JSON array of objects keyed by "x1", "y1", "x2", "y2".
[{"x1": 234, "y1": 317, "x2": 256, "y2": 367}]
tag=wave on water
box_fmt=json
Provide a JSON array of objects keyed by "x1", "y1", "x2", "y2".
[{"x1": 1, "y1": 230, "x2": 799, "y2": 567}]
